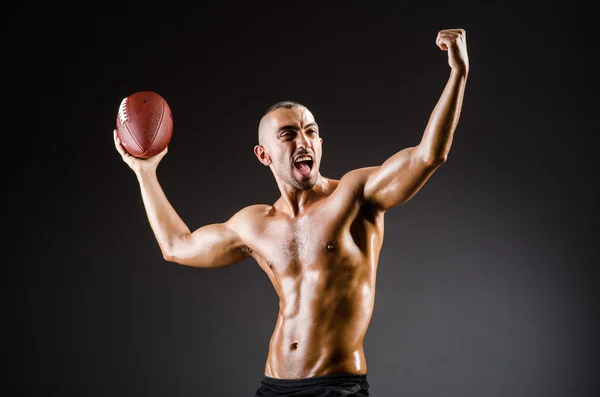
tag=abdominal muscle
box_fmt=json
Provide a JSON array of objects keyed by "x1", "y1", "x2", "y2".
[{"x1": 263, "y1": 266, "x2": 376, "y2": 379}]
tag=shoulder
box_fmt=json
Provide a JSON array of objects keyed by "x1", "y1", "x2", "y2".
[
  {"x1": 336, "y1": 166, "x2": 379, "y2": 193},
  {"x1": 321, "y1": 167, "x2": 380, "y2": 209},
  {"x1": 228, "y1": 204, "x2": 271, "y2": 220},
  {"x1": 225, "y1": 204, "x2": 271, "y2": 230}
]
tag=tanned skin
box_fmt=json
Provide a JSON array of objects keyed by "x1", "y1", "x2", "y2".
[{"x1": 113, "y1": 29, "x2": 469, "y2": 379}]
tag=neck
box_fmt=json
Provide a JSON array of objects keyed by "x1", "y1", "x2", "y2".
[{"x1": 275, "y1": 174, "x2": 327, "y2": 217}]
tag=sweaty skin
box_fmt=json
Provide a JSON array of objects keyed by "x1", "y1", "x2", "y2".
[
  {"x1": 113, "y1": 29, "x2": 469, "y2": 379},
  {"x1": 235, "y1": 167, "x2": 384, "y2": 378}
]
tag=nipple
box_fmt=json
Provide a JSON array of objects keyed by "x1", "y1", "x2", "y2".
[{"x1": 326, "y1": 241, "x2": 336, "y2": 250}]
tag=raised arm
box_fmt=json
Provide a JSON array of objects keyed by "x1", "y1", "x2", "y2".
[
  {"x1": 113, "y1": 129, "x2": 250, "y2": 268},
  {"x1": 363, "y1": 29, "x2": 469, "y2": 211}
]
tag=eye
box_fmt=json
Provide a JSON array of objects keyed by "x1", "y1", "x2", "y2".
[{"x1": 308, "y1": 129, "x2": 318, "y2": 135}]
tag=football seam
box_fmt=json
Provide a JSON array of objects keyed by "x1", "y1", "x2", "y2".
[
  {"x1": 147, "y1": 98, "x2": 166, "y2": 154},
  {"x1": 123, "y1": 121, "x2": 144, "y2": 154}
]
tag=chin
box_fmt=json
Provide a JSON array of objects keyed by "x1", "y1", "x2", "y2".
[
  {"x1": 284, "y1": 174, "x2": 313, "y2": 191},
  {"x1": 297, "y1": 174, "x2": 319, "y2": 190},
  {"x1": 299, "y1": 180, "x2": 317, "y2": 190}
]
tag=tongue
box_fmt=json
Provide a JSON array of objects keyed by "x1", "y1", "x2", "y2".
[{"x1": 295, "y1": 162, "x2": 311, "y2": 176}]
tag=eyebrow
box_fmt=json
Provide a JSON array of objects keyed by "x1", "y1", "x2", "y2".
[{"x1": 276, "y1": 122, "x2": 319, "y2": 133}]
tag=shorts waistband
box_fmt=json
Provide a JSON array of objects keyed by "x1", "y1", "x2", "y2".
[{"x1": 261, "y1": 373, "x2": 368, "y2": 388}]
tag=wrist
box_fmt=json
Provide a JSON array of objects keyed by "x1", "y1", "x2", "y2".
[
  {"x1": 135, "y1": 167, "x2": 157, "y2": 181},
  {"x1": 450, "y1": 67, "x2": 469, "y2": 78}
]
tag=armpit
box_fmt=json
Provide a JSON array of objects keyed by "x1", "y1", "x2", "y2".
[{"x1": 241, "y1": 245, "x2": 253, "y2": 255}]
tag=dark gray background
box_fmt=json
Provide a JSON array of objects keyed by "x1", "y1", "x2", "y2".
[{"x1": 5, "y1": 1, "x2": 597, "y2": 396}]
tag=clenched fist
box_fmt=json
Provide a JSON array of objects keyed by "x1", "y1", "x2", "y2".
[{"x1": 436, "y1": 29, "x2": 469, "y2": 74}]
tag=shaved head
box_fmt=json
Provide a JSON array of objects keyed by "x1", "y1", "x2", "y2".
[{"x1": 258, "y1": 101, "x2": 306, "y2": 146}]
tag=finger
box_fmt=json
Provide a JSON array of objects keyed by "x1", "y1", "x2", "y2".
[
  {"x1": 436, "y1": 32, "x2": 450, "y2": 49},
  {"x1": 113, "y1": 129, "x2": 127, "y2": 156},
  {"x1": 155, "y1": 145, "x2": 169, "y2": 160},
  {"x1": 438, "y1": 29, "x2": 466, "y2": 45},
  {"x1": 113, "y1": 129, "x2": 121, "y2": 149},
  {"x1": 437, "y1": 30, "x2": 464, "y2": 51},
  {"x1": 436, "y1": 35, "x2": 449, "y2": 51},
  {"x1": 441, "y1": 28, "x2": 465, "y2": 34},
  {"x1": 438, "y1": 28, "x2": 465, "y2": 34}
]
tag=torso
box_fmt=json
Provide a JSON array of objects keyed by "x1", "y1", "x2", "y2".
[{"x1": 236, "y1": 169, "x2": 385, "y2": 379}]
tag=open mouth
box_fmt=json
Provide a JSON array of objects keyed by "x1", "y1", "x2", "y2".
[{"x1": 293, "y1": 156, "x2": 313, "y2": 177}]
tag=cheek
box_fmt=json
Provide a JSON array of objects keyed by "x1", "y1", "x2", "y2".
[{"x1": 315, "y1": 144, "x2": 322, "y2": 158}]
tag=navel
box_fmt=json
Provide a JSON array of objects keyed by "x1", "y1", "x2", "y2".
[{"x1": 290, "y1": 342, "x2": 299, "y2": 350}]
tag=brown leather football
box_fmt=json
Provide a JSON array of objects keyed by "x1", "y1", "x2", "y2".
[{"x1": 116, "y1": 91, "x2": 173, "y2": 158}]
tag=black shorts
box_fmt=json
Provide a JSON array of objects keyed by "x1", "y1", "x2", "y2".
[{"x1": 254, "y1": 372, "x2": 370, "y2": 396}]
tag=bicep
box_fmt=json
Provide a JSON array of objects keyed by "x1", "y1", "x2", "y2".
[
  {"x1": 165, "y1": 221, "x2": 249, "y2": 268},
  {"x1": 363, "y1": 146, "x2": 442, "y2": 210}
]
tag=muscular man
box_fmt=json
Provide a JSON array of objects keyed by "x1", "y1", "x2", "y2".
[{"x1": 113, "y1": 29, "x2": 469, "y2": 396}]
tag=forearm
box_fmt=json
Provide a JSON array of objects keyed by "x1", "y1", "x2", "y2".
[
  {"x1": 135, "y1": 169, "x2": 190, "y2": 255},
  {"x1": 419, "y1": 69, "x2": 468, "y2": 162}
]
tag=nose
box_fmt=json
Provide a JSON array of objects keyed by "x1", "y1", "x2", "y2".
[{"x1": 296, "y1": 131, "x2": 312, "y2": 150}]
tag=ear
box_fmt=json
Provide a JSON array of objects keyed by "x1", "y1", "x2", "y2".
[{"x1": 254, "y1": 145, "x2": 272, "y2": 166}]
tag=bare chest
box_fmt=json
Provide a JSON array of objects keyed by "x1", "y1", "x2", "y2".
[
  {"x1": 276, "y1": 215, "x2": 337, "y2": 266},
  {"x1": 247, "y1": 202, "x2": 379, "y2": 277}
]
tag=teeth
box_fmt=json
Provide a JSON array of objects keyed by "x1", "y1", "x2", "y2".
[{"x1": 294, "y1": 156, "x2": 312, "y2": 163}]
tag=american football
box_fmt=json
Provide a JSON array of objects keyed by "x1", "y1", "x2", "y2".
[{"x1": 115, "y1": 91, "x2": 173, "y2": 158}]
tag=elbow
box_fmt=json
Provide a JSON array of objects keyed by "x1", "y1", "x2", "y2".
[
  {"x1": 162, "y1": 250, "x2": 178, "y2": 263},
  {"x1": 159, "y1": 241, "x2": 181, "y2": 264},
  {"x1": 422, "y1": 152, "x2": 448, "y2": 167},
  {"x1": 160, "y1": 243, "x2": 209, "y2": 268},
  {"x1": 161, "y1": 250, "x2": 197, "y2": 266},
  {"x1": 158, "y1": 233, "x2": 196, "y2": 265},
  {"x1": 415, "y1": 146, "x2": 448, "y2": 167},
  {"x1": 431, "y1": 155, "x2": 448, "y2": 166}
]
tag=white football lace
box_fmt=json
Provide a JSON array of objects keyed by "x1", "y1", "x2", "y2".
[{"x1": 118, "y1": 97, "x2": 130, "y2": 126}]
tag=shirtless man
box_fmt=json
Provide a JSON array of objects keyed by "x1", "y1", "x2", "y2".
[{"x1": 113, "y1": 29, "x2": 469, "y2": 396}]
